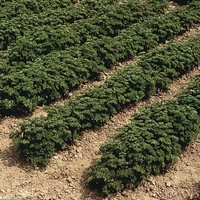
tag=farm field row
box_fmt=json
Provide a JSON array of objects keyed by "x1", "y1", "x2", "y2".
[
  {"x1": 1, "y1": 63, "x2": 199, "y2": 200},
  {"x1": 0, "y1": 1, "x2": 200, "y2": 199},
  {"x1": 11, "y1": 33, "x2": 200, "y2": 166},
  {"x1": 1, "y1": 0, "x2": 167, "y2": 50},
  {"x1": 1, "y1": 1, "x2": 200, "y2": 115},
  {"x1": 87, "y1": 74, "x2": 200, "y2": 195},
  {"x1": 0, "y1": 0, "x2": 119, "y2": 26}
]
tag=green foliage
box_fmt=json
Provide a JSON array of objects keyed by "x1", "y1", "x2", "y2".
[
  {"x1": 177, "y1": 76, "x2": 200, "y2": 114},
  {"x1": 86, "y1": 76, "x2": 200, "y2": 194},
  {"x1": 139, "y1": 36, "x2": 200, "y2": 89},
  {"x1": 1, "y1": 0, "x2": 167, "y2": 51},
  {"x1": 10, "y1": 35, "x2": 200, "y2": 166},
  {"x1": 11, "y1": 116, "x2": 74, "y2": 166},
  {"x1": 1, "y1": 1, "x2": 200, "y2": 115},
  {"x1": 8, "y1": 25, "x2": 80, "y2": 62}
]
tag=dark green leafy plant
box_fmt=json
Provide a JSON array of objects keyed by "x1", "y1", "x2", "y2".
[
  {"x1": 86, "y1": 76, "x2": 200, "y2": 194},
  {"x1": 10, "y1": 34, "x2": 200, "y2": 166},
  {"x1": 1, "y1": 1, "x2": 200, "y2": 115}
]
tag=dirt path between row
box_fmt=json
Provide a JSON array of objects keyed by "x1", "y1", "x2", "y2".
[{"x1": 0, "y1": 65, "x2": 199, "y2": 200}]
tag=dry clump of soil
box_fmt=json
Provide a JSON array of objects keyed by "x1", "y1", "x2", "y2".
[{"x1": 0, "y1": 66, "x2": 200, "y2": 200}]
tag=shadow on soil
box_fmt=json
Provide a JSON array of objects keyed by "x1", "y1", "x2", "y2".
[
  {"x1": 185, "y1": 182, "x2": 200, "y2": 200},
  {"x1": 0, "y1": 145, "x2": 42, "y2": 172},
  {"x1": 79, "y1": 160, "x2": 106, "y2": 200}
]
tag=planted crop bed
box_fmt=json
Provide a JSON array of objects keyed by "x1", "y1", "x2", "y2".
[
  {"x1": 1, "y1": 1, "x2": 200, "y2": 115},
  {"x1": 0, "y1": 1, "x2": 200, "y2": 199},
  {"x1": 86, "y1": 75, "x2": 200, "y2": 195},
  {"x1": 11, "y1": 34, "x2": 200, "y2": 166},
  {"x1": 1, "y1": 0, "x2": 168, "y2": 50}
]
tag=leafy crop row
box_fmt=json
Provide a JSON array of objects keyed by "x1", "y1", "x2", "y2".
[
  {"x1": 5, "y1": 0, "x2": 167, "y2": 63},
  {"x1": 1, "y1": 0, "x2": 164, "y2": 50},
  {"x1": 6, "y1": 0, "x2": 168, "y2": 62},
  {"x1": 0, "y1": 0, "x2": 77, "y2": 17},
  {"x1": 0, "y1": 0, "x2": 118, "y2": 19},
  {"x1": 0, "y1": 0, "x2": 118, "y2": 50},
  {"x1": 10, "y1": 34, "x2": 200, "y2": 166},
  {"x1": 1, "y1": 1, "x2": 200, "y2": 115},
  {"x1": 86, "y1": 75, "x2": 200, "y2": 194},
  {"x1": 0, "y1": 0, "x2": 121, "y2": 22}
]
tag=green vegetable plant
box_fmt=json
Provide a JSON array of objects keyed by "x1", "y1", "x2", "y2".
[
  {"x1": 86, "y1": 75, "x2": 200, "y2": 195},
  {"x1": 10, "y1": 34, "x2": 200, "y2": 166},
  {"x1": 1, "y1": 1, "x2": 200, "y2": 115}
]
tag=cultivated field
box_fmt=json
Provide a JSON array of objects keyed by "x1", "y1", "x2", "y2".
[{"x1": 0, "y1": 0, "x2": 200, "y2": 199}]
